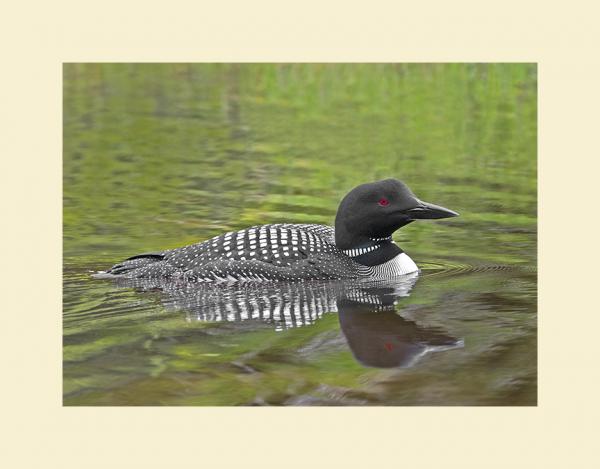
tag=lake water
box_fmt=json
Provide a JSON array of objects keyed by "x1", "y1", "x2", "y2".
[{"x1": 63, "y1": 64, "x2": 537, "y2": 405}]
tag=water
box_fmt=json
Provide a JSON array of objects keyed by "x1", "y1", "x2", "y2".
[{"x1": 63, "y1": 64, "x2": 537, "y2": 405}]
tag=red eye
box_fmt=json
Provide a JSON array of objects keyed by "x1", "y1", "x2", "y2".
[{"x1": 378, "y1": 198, "x2": 390, "y2": 206}]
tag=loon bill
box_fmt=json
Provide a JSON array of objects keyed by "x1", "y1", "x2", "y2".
[{"x1": 96, "y1": 178, "x2": 458, "y2": 282}]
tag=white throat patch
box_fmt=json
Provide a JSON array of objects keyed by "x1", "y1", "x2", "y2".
[{"x1": 356, "y1": 252, "x2": 419, "y2": 278}]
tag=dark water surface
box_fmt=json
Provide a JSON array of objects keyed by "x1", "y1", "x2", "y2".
[{"x1": 63, "y1": 64, "x2": 537, "y2": 405}]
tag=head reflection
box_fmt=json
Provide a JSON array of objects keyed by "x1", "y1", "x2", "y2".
[
  {"x1": 110, "y1": 273, "x2": 462, "y2": 368},
  {"x1": 337, "y1": 283, "x2": 462, "y2": 368}
]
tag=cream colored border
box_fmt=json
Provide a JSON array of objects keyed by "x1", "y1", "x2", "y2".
[{"x1": 3, "y1": 0, "x2": 599, "y2": 467}]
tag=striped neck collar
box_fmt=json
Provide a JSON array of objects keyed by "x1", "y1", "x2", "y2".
[{"x1": 342, "y1": 236, "x2": 393, "y2": 258}]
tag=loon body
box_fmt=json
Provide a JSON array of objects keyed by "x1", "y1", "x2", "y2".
[{"x1": 98, "y1": 179, "x2": 458, "y2": 282}]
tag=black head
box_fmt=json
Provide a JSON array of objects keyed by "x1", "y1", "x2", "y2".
[{"x1": 334, "y1": 178, "x2": 458, "y2": 250}]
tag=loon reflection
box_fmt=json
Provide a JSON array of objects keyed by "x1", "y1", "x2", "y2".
[
  {"x1": 111, "y1": 274, "x2": 463, "y2": 368},
  {"x1": 337, "y1": 286, "x2": 462, "y2": 368}
]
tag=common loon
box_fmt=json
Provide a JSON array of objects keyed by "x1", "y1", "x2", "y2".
[{"x1": 97, "y1": 178, "x2": 458, "y2": 282}]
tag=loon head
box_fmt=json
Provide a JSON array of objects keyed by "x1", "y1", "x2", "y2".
[{"x1": 334, "y1": 178, "x2": 458, "y2": 250}]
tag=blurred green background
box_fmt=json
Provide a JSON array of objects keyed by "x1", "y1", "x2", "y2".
[{"x1": 63, "y1": 64, "x2": 537, "y2": 405}]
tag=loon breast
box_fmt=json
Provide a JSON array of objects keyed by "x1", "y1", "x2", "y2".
[{"x1": 355, "y1": 252, "x2": 419, "y2": 278}]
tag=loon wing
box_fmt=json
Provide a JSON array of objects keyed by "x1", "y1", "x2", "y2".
[
  {"x1": 164, "y1": 224, "x2": 353, "y2": 281},
  {"x1": 175, "y1": 252, "x2": 358, "y2": 282},
  {"x1": 100, "y1": 224, "x2": 354, "y2": 281}
]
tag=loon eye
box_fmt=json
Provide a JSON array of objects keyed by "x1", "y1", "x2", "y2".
[{"x1": 378, "y1": 198, "x2": 390, "y2": 206}]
